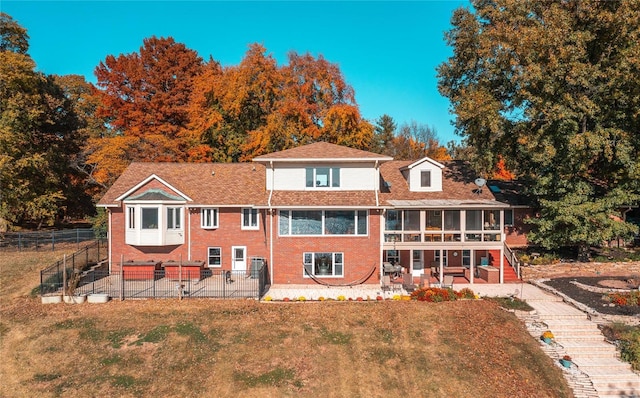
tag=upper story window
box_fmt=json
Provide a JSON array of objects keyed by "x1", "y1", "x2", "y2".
[
  {"x1": 201, "y1": 208, "x2": 219, "y2": 229},
  {"x1": 141, "y1": 207, "x2": 159, "y2": 229},
  {"x1": 167, "y1": 207, "x2": 182, "y2": 229},
  {"x1": 421, "y1": 170, "x2": 431, "y2": 187},
  {"x1": 242, "y1": 208, "x2": 259, "y2": 230},
  {"x1": 306, "y1": 167, "x2": 340, "y2": 188}
]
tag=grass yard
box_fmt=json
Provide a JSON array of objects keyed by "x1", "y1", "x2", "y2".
[{"x1": 0, "y1": 248, "x2": 573, "y2": 397}]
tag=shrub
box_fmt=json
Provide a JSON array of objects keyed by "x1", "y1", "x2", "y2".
[
  {"x1": 410, "y1": 287, "x2": 460, "y2": 302},
  {"x1": 607, "y1": 291, "x2": 640, "y2": 307}
]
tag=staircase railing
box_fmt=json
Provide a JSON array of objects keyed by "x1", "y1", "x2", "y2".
[{"x1": 503, "y1": 242, "x2": 521, "y2": 279}]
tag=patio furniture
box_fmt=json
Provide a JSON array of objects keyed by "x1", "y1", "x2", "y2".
[
  {"x1": 442, "y1": 275, "x2": 454, "y2": 289},
  {"x1": 382, "y1": 275, "x2": 400, "y2": 292},
  {"x1": 383, "y1": 262, "x2": 403, "y2": 278},
  {"x1": 402, "y1": 273, "x2": 415, "y2": 292}
]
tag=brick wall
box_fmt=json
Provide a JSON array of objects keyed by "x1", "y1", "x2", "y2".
[{"x1": 270, "y1": 210, "x2": 381, "y2": 285}]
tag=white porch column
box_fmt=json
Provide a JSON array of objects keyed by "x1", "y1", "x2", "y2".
[
  {"x1": 469, "y1": 249, "x2": 474, "y2": 284},
  {"x1": 500, "y1": 246, "x2": 504, "y2": 284},
  {"x1": 439, "y1": 249, "x2": 444, "y2": 283}
]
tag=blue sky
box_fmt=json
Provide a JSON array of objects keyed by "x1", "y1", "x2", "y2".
[{"x1": 3, "y1": 1, "x2": 469, "y2": 144}]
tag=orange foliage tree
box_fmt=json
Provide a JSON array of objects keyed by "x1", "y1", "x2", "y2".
[{"x1": 89, "y1": 36, "x2": 204, "y2": 185}]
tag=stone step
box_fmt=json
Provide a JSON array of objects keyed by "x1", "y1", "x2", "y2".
[
  {"x1": 593, "y1": 385, "x2": 640, "y2": 398},
  {"x1": 544, "y1": 319, "x2": 600, "y2": 330},
  {"x1": 591, "y1": 378, "x2": 640, "y2": 389},
  {"x1": 561, "y1": 340, "x2": 618, "y2": 352},
  {"x1": 554, "y1": 330, "x2": 604, "y2": 339}
]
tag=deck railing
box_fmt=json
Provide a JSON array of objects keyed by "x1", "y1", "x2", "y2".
[{"x1": 503, "y1": 242, "x2": 521, "y2": 279}]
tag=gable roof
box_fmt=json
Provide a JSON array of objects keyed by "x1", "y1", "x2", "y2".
[
  {"x1": 253, "y1": 141, "x2": 392, "y2": 162},
  {"x1": 98, "y1": 162, "x2": 267, "y2": 207},
  {"x1": 379, "y1": 160, "x2": 506, "y2": 207},
  {"x1": 401, "y1": 157, "x2": 445, "y2": 171}
]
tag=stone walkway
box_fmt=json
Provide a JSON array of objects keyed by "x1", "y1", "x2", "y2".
[{"x1": 463, "y1": 282, "x2": 640, "y2": 398}]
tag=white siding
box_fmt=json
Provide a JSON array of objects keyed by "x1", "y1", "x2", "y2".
[
  {"x1": 266, "y1": 162, "x2": 378, "y2": 191},
  {"x1": 408, "y1": 161, "x2": 443, "y2": 192}
]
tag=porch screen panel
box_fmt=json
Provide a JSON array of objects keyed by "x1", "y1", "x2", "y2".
[
  {"x1": 385, "y1": 210, "x2": 401, "y2": 230},
  {"x1": 404, "y1": 210, "x2": 420, "y2": 230},
  {"x1": 444, "y1": 210, "x2": 460, "y2": 230},
  {"x1": 291, "y1": 211, "x2": 322, "y2": 235},
  {"x1": 466, "y1": 210, "x2": 482, "y2": 231},
  {"x1": 484, "y1": 210, "x2": 500, "y2": 230},
  {"x1": 325, "y1": 211, "x2": 355, "y2": 235},
  {"x1": 425, "y1": 210, "x2": 442, "y2": 230}
]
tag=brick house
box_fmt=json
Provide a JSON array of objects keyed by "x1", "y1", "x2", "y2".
[{"x1": 98, "y1": 142, "x2": 528, "y2": 287}]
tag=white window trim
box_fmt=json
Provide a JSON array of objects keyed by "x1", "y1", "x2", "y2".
[
  {"x1": 127, "y1": 206, "x2": 135, "y2": 229},
  {"x1": 201, "y1": 208, "x2": 219, "y2": 229},
  {"x1": 303, "y1": 252, "x2": 344, "y2": 278},
  {"x1": 207, "y1": 247, "x2": 222, "y2": 268},
  {"x1": 167, "y1": 207, "x2": 182, "y2": 230},
  {"x1": 279, "y1": 210, "x2": 368, "y2": 236},
  {"x1": 241, "y1": 208, "x2": 259, "y2": 230},
  {"x1": 305, "y1": 167, "x2": 341, "y2": 188}
]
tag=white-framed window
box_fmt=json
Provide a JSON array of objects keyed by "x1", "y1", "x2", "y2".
[
  {"x1": 421, "y1": 170, "x2": 431, "y2": 187},
  {"x1": 242, "y1": 208, "x2": 259, "y2": 230},
  {"x1": 127, "y1": 206, "x2": 135, "y2": 229},
  {"x1": 279, "y1": 210, "x2": 367, "y2": 236},
  {"x1": 306, "y1": 167, "x2": 340, "y2": 188},
  {"x1": 303, "y1": 252, "x2": 344, "y2": 277},
  {"x1": 201, "y1": 208, "x2": 218, "y2": 229},
  {"x1": 141, "y1": 207, "x2": 159, "y2": 229},
  {"x1": 504, "y1": 209, "x2": 514, "y2": 226},
  {"x1": 462, "y1": 250, "x2": 471, "y2": 267},
  {"x1": 167, "y1": 207, "x2": 182, "y2": 229},
  {"x1": 208, "y1": 247, "x2": 222, "y2": 267},
  {"x1": 434, "y1": 250, "x2": 448, "y2": 267}
]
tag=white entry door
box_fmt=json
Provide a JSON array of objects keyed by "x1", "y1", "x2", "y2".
[
  {"x1": 231, "y1": 246, "x2": 247, "y2": 272},
  {"x1": 411, "y1": 250, "x2": 424, "y2": 277}
]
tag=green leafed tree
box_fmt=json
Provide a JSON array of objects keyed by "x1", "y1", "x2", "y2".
[
  {"x1": 0, "y1": 14, "x2": 87, "y2": 228},
  {"x1": 438, "y1": 0, "x2": 640, "y2": 259}
]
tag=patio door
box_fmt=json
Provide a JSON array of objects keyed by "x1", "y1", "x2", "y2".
[
  {"x1": 231, "y1": 246, "x2": 247, "y2": 272},
  {"x1": 411, "y1": 250, "x2": 424, "y2": 277}
]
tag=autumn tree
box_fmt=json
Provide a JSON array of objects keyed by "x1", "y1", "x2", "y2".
[
  {"x1": 0, "y1": 14, "x2": 86, "y2": 228},
  {"x1": 438, "y1": 0, "x2": 640, "y2": 259},
  {"x1": 388, "y1": 122, "x2": 450, "y2": 161},
  {"x1": 89, "y1": 36, "x2": 204, "y2": 185}
]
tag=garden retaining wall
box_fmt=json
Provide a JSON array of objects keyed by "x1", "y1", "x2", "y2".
[{"x1": 521, "y1": 261, "x2": 640, "y2": 281}]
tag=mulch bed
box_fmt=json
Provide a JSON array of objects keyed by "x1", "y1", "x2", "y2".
[{"x1": 545, "y1": 276, "x2": 640, "y2": 316}]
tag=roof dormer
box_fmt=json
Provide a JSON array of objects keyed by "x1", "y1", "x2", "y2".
[{"x1": 400, "y1": 157, "x2": 445, "y2": 192}]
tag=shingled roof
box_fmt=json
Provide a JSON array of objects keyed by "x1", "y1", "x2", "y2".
[
  {"x1": 379, "y1": 160, "x2": 506, "y2": 206},
  {"x1": 253, "y1": 142, "x2": 392, "y2": 162},
  {"x1": 98, "y1": 162, "x2": 268, "y2": 207}
]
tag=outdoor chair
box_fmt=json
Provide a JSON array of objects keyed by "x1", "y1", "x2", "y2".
[
  {"x1": 442, "y1": 275, "x2": 454, "y2": 289},
  {"x1": 402, "y1": 273, "x2": 415, "y2": 292},
  {"x1": 382, "y1": 275, "x2": 400, "y2": 292}
]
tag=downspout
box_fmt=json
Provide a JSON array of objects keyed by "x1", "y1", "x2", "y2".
[
  {"x1": 374, "y1": 160, "x2": 380, "y2": 207},
  {"x1": 108, "y1": 209, "x2": 112, "y2": 273},
  {"x1": 268, "y1": 161, "x2": 274, "y2": 285},
  {"x1": 187, "y1": 207, "x2": 191, "y2": 261}
]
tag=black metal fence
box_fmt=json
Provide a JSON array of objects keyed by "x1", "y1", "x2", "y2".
[
  {"x1": 39, "y1": 240, "x2": 107, "y2": 295},
  {"x1": 74, "y1": 267, "x2": 269, "y2": 300},
  {"x1": 1, "y1": 228, "x2": 102, "y2": 252}
]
